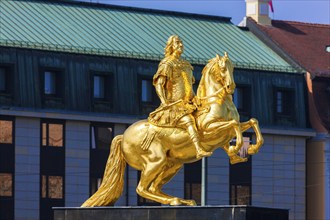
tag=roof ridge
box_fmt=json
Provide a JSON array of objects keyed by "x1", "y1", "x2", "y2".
[
  {"x1": 272, "y1": 19, "x2": 330, "y2": 28},
  {"x1": 10, "y1": 0, "x2": 232, "y2": 22}
]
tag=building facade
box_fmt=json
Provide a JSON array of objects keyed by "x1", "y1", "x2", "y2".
[
  {"x1": 0, "y1": 0, "x2": 314, "y2": 219},
  {"x1": 240, "y1": 1, "x2": 330, "y2": 218}
]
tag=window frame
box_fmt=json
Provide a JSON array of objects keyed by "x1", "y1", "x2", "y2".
[
  {"x1": 0, "y1": 64, "x2": 14, "y2": 96},
  {"x1": 91, "y1": 71, "x2": 114, "y2": 102},
  {"x1": 0, "y1": 116, "x2": 15, "y2": 220},
  {"x1": 273, "y1": 87, "x2": 295, "y2": 124},
  {"x1": 184, "y1": 159, "x2": 202, "y2": 205},
  {"x1": 138, "y1": 75, "x2": 160, "y2": 115},
  {"x1": 89, "y1": 122, "x2": 114, "y2": 196},
  {"x1": 233, "y1": 84, "x2": 251, "y2": 116},
  {"x1": 39, "y1": 119, "x2": 65, "y2": 220},
  {"x1": 229, "y1": 135, "x2": 252, "y2": 205},
  {"x1": 40, "y1": 67, "x2": 65, "y2": 98}
]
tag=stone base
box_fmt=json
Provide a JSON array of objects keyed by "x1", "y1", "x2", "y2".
[{"x1": 53, "y1": 205, "x2": 288, "y2": 220}]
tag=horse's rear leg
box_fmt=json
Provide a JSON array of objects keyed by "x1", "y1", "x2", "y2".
[
  {"x1": 149, "y1": 162, "x2": 196, "y2": 206},
  {"x1": 136, "y1": 155, "x2": 181, "y2": 205},
  {"x1": 136, "y1": 148, "x2": 180, "y2": 205}
]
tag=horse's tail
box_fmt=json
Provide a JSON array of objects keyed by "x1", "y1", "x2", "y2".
[{"x1": 81, "y1": 135, "x2": 126, "y2": 207}]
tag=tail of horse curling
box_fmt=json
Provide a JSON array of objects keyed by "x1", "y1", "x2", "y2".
[{"x1": 81, "y1": 135, "x2": 126, "y2": 207}]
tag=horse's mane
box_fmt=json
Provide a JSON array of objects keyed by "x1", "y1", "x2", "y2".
[
  {"x1": 201, "y1": 57, "x2": 219, "y2": 76},
  {"x1": 197, "y1": 57, "x2": 219, "y2": 98}
]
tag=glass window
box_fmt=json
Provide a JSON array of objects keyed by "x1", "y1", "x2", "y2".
[
  {"x1": 90, "y1": 177, "x2": 102, "y2": 195},
  {"x1": 0, "y1": 173, "x2": 12, "y2": 197},
  {"x1": 141, "y1": 79, "x2": 153, "y2": 103},
  {"x1": 0, "y1": 67, "x2": 6, "y2": 92},
  {"x1": 229, "y1": 136, "x2": 252, "y2": 206},
  {"x1": 91, "y1": 126, "x2": 113, "y2": 150},
  {"x1": 44, "y1": 71, "x2": 56, "y2": 95},
  {"x1": 42, "y1": 122, "x2": 64, "y2": 147},
  {"x1": 233, "y1": 85, "x2": 251, "y2": 114},
  {"x1": 94, "y1": 75, "x2": 105, "y2": 99},
  {"x1": 233, "y1": 87, "x2": 243, "y2": 109},
  {"x1": 0, "y1": 120, "x2": 13, "y2": 144},
  {"x1": 184, "y1": 160, "x2": 201, "y2": 205},
  {"x1": 275, "y1": 89, "x2": 294, "y2": 116},
  {"x1": 41, "y1": 175, "x2": 63, "y2": 199}
]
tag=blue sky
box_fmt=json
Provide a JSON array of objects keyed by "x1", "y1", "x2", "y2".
[{"x1": 87, "y1": 0, "x2": 330, "y2": 25}]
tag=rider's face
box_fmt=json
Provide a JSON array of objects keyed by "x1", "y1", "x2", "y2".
[{"x1": 172, "y1": 38, "x2": 183, "y2": 55}]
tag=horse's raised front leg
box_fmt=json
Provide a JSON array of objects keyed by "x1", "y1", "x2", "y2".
[
  {"x1": 149, "y1": 162, "x2": 196, "y2": 206},
  {"x1": 240, "y1": 118, "x2": 264, "y2": 155},
  {"x1": 223, "y1": 144, "x2": 247, "y2": 164},
  {"x1": 206, "y1": 119, "x2": 244, "y2": 157}
]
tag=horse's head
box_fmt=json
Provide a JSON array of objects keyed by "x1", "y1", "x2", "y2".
[
  {"x1": 213, "y1": 52, "x2": 235, "y2": 94},
  {"x1": 198, "y1": 52, "x2": 235, "y2": 98}
]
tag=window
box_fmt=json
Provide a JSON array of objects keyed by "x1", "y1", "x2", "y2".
[
  {"x1": 42, "y1": 122, "x2": 64, "y2": 147},
  {"x1": 141, "y1": 79, "x2": 153, "y2": 103},
  {"x1": 90, "y1": 123, "x2": 114, "y2": 195},
  {"x1": 41, "y1": 175, "x2": 63, "y2": 199},
  {"x1": 229, "y1": 136, "x2": 252, "y2": 205},
  {"x1": 275, "y1": 89, "x2": 294, "y2": 115},
  {"x1": 0, "y1": 117, "x2": 14, "y2": 220},
  {"x1": 274, "y1": 88, "x2": 295, "y2": 125},
  {"x1": 0, "y1": 67, "x2": 6, "y2": 92},
  {"x1": 91, "y1": 125, "x2": 113, "y2": 150},
  {"x1": 94, "y1": 75, "x2": 105, "y2": 99},
  {"x1": 43, "y1": 70, "x2": 63, "y2": 97},
  {"x1": 184, "y1": 160, "x2": 202, "y2": 205},
  {"x1": 139, "y1": 76, "x2": 160, "y2": 115},
  {"x1": 0, "y1": 120, "x2": 13, "y2": 144},
  {"x1": 0, "y1": 173, "x2": 12, "y2": 197},
  {"x1": 90, "y1": 177, "x2": 103, "y2": 195},
  {"x1": 44, "y1": 71, "x2": 56, "y2": 95},
  {"x1": 233, "y1": 85, "x2": 251, "y2": 115},
  {"x1": 326, "y1": 46, "x2": 330, "y2": 53},
  {"x1": 40, "y1": 119, "x2": 65, "y2": 220},
  {"x1": 0, "y1": 65, "x2": 14, "y2": 95}
]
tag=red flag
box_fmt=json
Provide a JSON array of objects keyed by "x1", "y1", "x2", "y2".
[{"x1": 268, "y1": 0, "x2": 274, "y2": 12}]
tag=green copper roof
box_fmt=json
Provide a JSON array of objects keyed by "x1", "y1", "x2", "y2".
[{"x1": 0, "y1": 0, "x2": 299, "y2": 72}]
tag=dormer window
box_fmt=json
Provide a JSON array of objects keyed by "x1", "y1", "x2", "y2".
[
  {"x1": 0, "y1": 68, "x2": 6, "y2": 92},
  {"x1": 326, "y1": 46, "x2": 330, "y2": 53},
  {"x1": 44, "y1": 71, "x2": 56, "y2": 95}
]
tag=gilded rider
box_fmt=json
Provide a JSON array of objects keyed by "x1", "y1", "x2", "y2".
[{"x1": 148, "y1": 35, "x2": 212, "y2": 159}]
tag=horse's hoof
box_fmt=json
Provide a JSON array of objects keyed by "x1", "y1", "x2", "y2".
[
  {"x1": 248, "y1": 145, "x2": 258, "y2": 155},
  {"x1": 196, "y1": 149, "x2": 212, "y2": 159},
  {"x1": 170, "y1": 197, "x2": 182, "y2": 206},
  {"x1": 227, "y1": 146, "x2": 238, "y2": 157},
  {"x1": 230, "y1": 155, "x2": 248, "y2": 164}
]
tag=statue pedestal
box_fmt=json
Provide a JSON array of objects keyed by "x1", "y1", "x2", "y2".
[{"x1": 53, "y1": 205, "x2": 288, "y2": 220}]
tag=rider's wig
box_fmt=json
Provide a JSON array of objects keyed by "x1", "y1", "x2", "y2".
[{"x1": 164, "y1": 35, "x2": 180, "y2": 57}]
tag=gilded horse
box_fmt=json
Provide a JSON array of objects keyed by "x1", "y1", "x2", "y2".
[{"x1": 81, "y1": 53, "x2": 263, "y2": 207}]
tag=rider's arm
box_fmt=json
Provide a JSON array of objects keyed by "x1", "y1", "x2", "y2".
[{"x1": 154, "y1": 75, "x2": 167, "y2": 105}]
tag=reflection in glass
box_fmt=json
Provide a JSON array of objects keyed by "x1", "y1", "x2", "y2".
[
  {"x1": 0, "y1": 173, "x2": 12, "y2": 196},
  {"x1": 0, "y1": 120, "x2": 13, "y2": 144},
  {"x1": 48, "y1": 124, "x2": 63, "y2": 147},
  {"x1": 48, "y1": 176, "x2": 63, "y2": 199},
  {"x1": 42, "y1": 175, "x2": 47, "y2": 198},
  {"x1": 44, "y1": 71, "x2": 56, "y2": 95},
  {"x1": 0, "y1": 68, "x2": 6, "y2": 92},
  {"x1": 94, "y1": 75, "x2": 105, "y2": 99}
]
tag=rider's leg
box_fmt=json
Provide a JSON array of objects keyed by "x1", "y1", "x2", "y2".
[{"x1": 179, "y1": 115, "x2": 212, "y2": 159}]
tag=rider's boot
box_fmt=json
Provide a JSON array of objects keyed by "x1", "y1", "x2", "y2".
[
  {"x1": 192, "y1": 137, "x2": 212, "y2": 159},
  {"x1": 182, "y1": 115, "x2": 212, "y2": 159}
]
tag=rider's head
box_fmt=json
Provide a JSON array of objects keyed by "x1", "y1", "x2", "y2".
[{"x1": 164, "y1": 35, "x2": 183, "y2": 58}]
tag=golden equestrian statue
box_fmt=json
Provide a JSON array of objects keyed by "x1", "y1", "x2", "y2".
[{"x1": 81, "y1": 35, "x2": 263, "y2": 207}]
